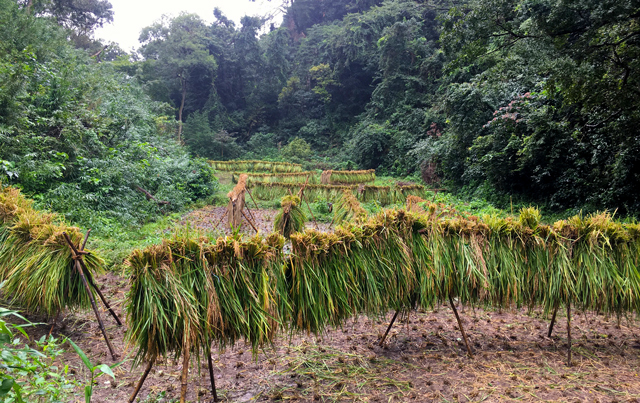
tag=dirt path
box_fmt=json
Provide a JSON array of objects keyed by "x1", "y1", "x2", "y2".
[{"x1": 18, "y1": 271, "x2": 640, "y2": 402}]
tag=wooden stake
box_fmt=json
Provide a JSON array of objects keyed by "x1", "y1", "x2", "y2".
[
  {"x1": 180, "y1": 347, "x2": 190, "y2": 403},
  {"x1": 245, "y1": 186, "x2": 261, "y2": 211},
  {"x1": 213, "y1": 207, "x2": 228, "y2": 230},
  {"x1": 128, "y1": 359, "x2": 154, "y2": 403},
  {"x1": 81, "y1": 228, "x2": 91, "y2": 250},
  {"x1": 567, "y1": 300, "x2": 572, "y2": 367},
  {"x1": 244, "y1": 204, "x2": 259, "y2": 226},
  {"x1": 241, "y1": 209, "x2": 259, "y2": 233},
  {"x1": 77, "y1": 229, "x2": 123, "y2": 326},
  {"x1": 302, "y1": 192, "x2": 319, "y2": 231},
  {"x1": 49, "y1": 310, "x2": 61, "y2": 336},
  {"x1": 63, "y1": 232, "x2": 117, "y2": 361},
  {"x1": 87, "y1": 278, "x2": 122, "y2": 326},
  {"x1": 449, "y1": 295, "x2": 473, "y2": 358},
  {"x1": 207, "y1": 343, "x2": 219, "y2": 402},
  {"x1": 379, "y1": 310, "x2": 400, "y2": 346},
  {"x1": 548, "y1": 304, "x2": 559, "y2": 337}
]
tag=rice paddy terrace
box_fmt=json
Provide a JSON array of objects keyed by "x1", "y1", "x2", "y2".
[{"x1": 2, "y1": 161, "x2": 640, "y2": 402}]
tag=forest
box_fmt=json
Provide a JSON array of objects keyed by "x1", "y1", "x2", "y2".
[
  {"x1": 1, "y1": 0, "x2": 639, "y2": 219},
  {"x1": 2, "y1": 0, "x2": 640, "y2": 402}
]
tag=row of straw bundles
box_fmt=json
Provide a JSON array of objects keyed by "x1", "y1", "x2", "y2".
[
  {"x1": 208, "y1": 160, "x2": 303, "y2": 173},
  {"x1": 250, "y1": 182, "x2": 424, "y2": 205},
  {"x1": 0, "y1": 186, "x2": 104, "y2": 317},
  {"x1": 126, "y1": 206, "x2": 640, "y2": 362},
  {"x1": 287, "y1": 211, "x2": 420, "y2": 333},
  {"x1": 418, "y1": 206, "x2": 640, "y2": 315},
  {"x1": 250, "y1": 182, "x2": 355, "y2": 202},
  {"x1": 232, "y1": 172, "x2": 318, "y2": 186},
  {"x1": 320, "y1": 169, "x2": 376, "y2": 184},
  {"x1": 126, "y1": 232, "x2": 286, "y2": 365}
]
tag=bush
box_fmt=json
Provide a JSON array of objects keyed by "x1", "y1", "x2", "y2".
[
  {"x1": 281, "y1": 137, "x2": 312, "y2": 162},
  {"x1": 0, "y1": 308, "x2": 77, "y2": 402}
]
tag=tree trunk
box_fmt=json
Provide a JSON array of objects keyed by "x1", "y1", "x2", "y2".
[{"x1": 177, "y1": 76, "x2": 186, "y2": 143}]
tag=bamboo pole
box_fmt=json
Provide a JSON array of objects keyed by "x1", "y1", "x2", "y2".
[
  {"x1": 128, "y1": 359, "x2": 154, "y2": 403},
  {"x1": 213, "y1": 206, "x2": 228, "y2": 230},
  {"x1": 77, "y1": 229, "x2": 123, "y2": 326},
  {"x1": 81, "y1": 228, "x2": 91, "y2": 250},
  {"x1": 567, "y1": 300, "x2": 572, "y2": 367},
  {"x1": 245, "y1": 186, "x2": 261, "y2": 211},
  {"x1": 63, "y1": 232, "x2": 117, "y2": 361},
  {"x1": 87, "y1": 278, "x2": 122, "y2": 326},
  {"x1": 379, "y1": 310, "x2": 400, "y2": 346},
  {"x1": 207, "y1": 344, "x2": 219, "y2": 402},
  {"x1": 180, "y1": 347, "x2": 190, "y2": 403},
  {"x1": 301, "y1": 192, "x2": 319, "y2": 231},
  {"x1": 241, "y1": 209, "x2": 259, "y2": 233},
  {"x1": 244, "y1": 204, "x2": 259, "y2": 227},
  {"x1": 548, "y1": 304, "x2": 559, "y2": 337},
  {"x1": 449, "y1": 296, "x2": 473, "y2": 358}
]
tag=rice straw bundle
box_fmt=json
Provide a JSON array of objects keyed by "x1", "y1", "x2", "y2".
[
  {"x1": 287, "y1": 210, "x2": 418, "y2": 333},
  {"x1": 126, "y1": 231, "x2": 286, "y2": 365},
  {"x1": 250, "y1": 182, "x2": 355, "y2": 202},
  {"x1": 357, "y1": 185, "x2": 394, "y2": 205},
  {"x1": 393, "y1": 184, "x2": 425, "y2": 202},
  {"x1": 274, "y1": 195, "x2": 306, "y2": 238},
  {"x1": 232, "y1": 172, "x2": 318, "y2": 185},
  {"x1": 406, "y1": 195, "x2": 426, "y2": 213},
  {"x1": 0, "y1": 185, "x2": 32, "y2": 224},
  {"x1": 126, "y1": 241, "x2": 202, "y2": 365},
  {"x1": 320, "y1": 170, "x2": 376, "y2": 184},
  {"x1": 208, "y1": 160, "x2": 303, "y2": 173},
  {"x1": 227, "y1": 174, "x2": 248, "y2": 228},
  {"x1": 0, "y1": 185, "x2": 104, "y2": 317},
  {"x1": 203, "y1": 233, "x2": 286, "y2": 351},
  {"x1": 333, "y1": 190, "x2": 367, "y2": 224}
]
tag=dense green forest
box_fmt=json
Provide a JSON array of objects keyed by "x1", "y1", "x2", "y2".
[{"x1": 1, "y1": 0, "x2": 639, "y2": 220}]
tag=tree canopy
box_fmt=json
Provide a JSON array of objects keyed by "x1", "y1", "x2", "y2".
[{"x1": 2, "y1": 0, "x2": 640, "y2": 216}]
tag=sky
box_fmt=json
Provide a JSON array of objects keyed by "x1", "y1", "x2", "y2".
[{"x1": 94, "y1": 0, "x2": 283, "y2": 52}]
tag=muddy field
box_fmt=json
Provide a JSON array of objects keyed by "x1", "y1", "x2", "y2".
[
  {"x1": 181, "y1": 205, "x2": 332, "y2": 237},
  {"x1": 19, "y1": 268, "x2": 640, "y2": 403}
]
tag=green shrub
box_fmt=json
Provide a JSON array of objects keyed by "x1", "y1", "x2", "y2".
[
  {"x1": 281, "y1": 138, "x2": 312, "y2": 162},
  {"x1": 0, "y1": 308, "x2": 77, "y2": 402}
]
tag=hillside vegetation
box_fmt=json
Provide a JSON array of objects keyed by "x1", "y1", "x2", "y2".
[{"x1": 2, "y1": 0, "x2": 639, "y2": 221}]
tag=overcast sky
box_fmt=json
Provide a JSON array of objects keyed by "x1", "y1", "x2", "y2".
[{"x1": 94, "y1": 0, "x2": 282, "y2": 52}]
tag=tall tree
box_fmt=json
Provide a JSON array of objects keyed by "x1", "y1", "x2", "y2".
[
  {"x1": 139, "y1": 14, "x2": 217, "y2": 142},
  {"x1": 18, "y1": 0, "x2": 114, "y2": 48}
]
